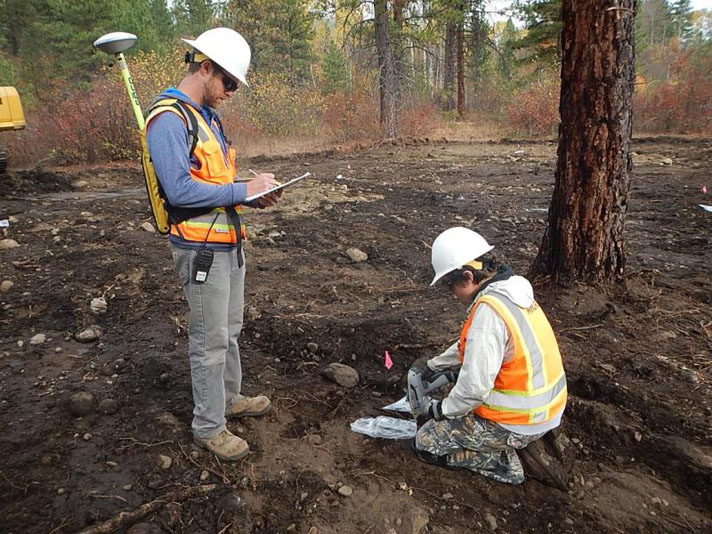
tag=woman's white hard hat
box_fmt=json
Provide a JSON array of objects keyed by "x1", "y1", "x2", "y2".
[
  {"x1": 430, "y1": 227, "x2": 494, "y2": 286},
  {"x1": 182, "y1": 27, "x2": 251, "y2": 87}
]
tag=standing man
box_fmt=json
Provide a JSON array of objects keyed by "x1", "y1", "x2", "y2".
[
  {"x1": 410, "y1": 227, "x2": 567, "y2": 484},
  {"x1": 146, "y1": 28, "x2": 279, "y2": 461}
]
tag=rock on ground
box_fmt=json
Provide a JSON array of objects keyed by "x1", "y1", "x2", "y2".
[
  {"x1": 346, "y1": 247, "x2": 368, "y2": 262},
  {"x1": 69, "y1": 392, "x2": 95, "y2": 417},
  {"x1": 403, "y1": 507, "x2": 429, "y2": 534},
  {"x1": 75, "y1": 326, "x2": 103, "y2": 343},
  {"x1": 321, "y1": 363, "x2": 360, "y2": 388},
  {"x1": 0, "y1": 239, "x2": 19, "y2": 250}
]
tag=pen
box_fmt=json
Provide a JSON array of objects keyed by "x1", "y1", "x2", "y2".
[{"x1": 250, "y1": 168, "x2": 281, "y2": 186}]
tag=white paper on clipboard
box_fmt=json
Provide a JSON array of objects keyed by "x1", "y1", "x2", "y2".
[{"x1": 245, "y1": 172, "x2": 311, "y2": 202}]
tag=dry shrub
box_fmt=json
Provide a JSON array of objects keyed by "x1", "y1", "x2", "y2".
[
  {"x1": 507, "y1": 75, "x2": 560, "y2": 136},
  {"x1": 223, "y1": 73, "x2": 325, "y2": 138},
  {"x1": 634, "y1": 48, "x2": 712, "y2": 134},
  {"x1": 399, "y1": 99, "x2": 442, "y2": 138},
  {"x1": 321, "y1": 81, "x2": 380, "y2": 142}
]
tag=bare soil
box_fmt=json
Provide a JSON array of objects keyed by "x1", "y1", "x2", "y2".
[{"x1": 1, "y1": 138, "x2": 711, "y2": 534}]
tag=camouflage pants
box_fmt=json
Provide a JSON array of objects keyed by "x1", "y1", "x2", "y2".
[{"x1": 415, "y1": 413, "x2": 545, "y2": 484}]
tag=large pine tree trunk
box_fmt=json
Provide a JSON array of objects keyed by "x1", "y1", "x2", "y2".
[
  {"x1": 375, "y1": 0, "x2": 398, "y2": 138},
  {"x1": 456, "y1": 12, "x2": 466, "y2": 118},
  {"x1": 530, "y1": 0, "x2": 636, "y2": 283}
]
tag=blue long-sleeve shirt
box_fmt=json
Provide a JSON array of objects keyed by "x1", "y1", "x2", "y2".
[{"x1": 146, "y1": 88, "x2": 246, "y2": 249}]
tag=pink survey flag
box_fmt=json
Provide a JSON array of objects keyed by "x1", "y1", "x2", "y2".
[
  {"x1": 384, "y1": 351, "x2": 393, "y2": 370},
  {"x1": 702, "y1": 186, "x2": 708, "y2": 194}
]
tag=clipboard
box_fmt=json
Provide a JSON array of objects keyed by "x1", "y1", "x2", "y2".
[{"x1": 245, "y1": 172, "x2": 311, "y2": 202}]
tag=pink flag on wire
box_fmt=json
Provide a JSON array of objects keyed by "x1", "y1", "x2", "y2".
[
  {"x1": 702, "y1": 186, "x2": 708, "y2": 194},
  {"x1": 384, "y1": 351, "x2": 393, "y2": 370}
]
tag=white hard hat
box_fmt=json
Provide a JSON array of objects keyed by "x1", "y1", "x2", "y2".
[
  {"x1": 182, "y1": 27, "x2": 251, "y2": 87},
  {"x1": 430, "y1": 227, "x2": 494, "y2": 286}
]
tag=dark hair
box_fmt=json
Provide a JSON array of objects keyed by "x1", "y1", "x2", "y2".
[{"x1": 444, "y1": 255, "x2": 499, "y2": 286}]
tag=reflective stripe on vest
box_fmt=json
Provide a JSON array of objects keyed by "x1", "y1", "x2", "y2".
[
  {"x1": 145, "y1": 99, "x2": 246, "y2": 244},
  {"x1": 458, "y1": 292, "x2": 567, "y2": 426}
]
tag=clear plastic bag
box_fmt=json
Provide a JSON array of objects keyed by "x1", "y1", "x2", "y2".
[
  {"x1": 381, "y1": 395, "x2": 411, "y2": 413},
  {"x1": 350, "y1": 416, "x2": 417, "y2": 440}
]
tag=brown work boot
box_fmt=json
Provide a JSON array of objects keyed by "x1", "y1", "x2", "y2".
[
  {"x1": 226, "y1": 395, "x2": 271, "y2": 419},
  {"x1": 518, "y1": 428, "x2": 573, "y2": 490},
  {"x1": 193, "y1": 430, "x2": 249, "y2": 461}
]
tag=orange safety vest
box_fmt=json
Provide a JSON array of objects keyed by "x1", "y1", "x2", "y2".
[
  {"x1": 458, "y1": 292, "x2": 567, "y2": 428},
  {"x1": 144, "y1": 98, "x2": 246, "y2": 244}
]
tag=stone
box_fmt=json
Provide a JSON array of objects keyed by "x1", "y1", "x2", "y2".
[
  {"x1": 634, "y1": 431, "x2": 643, "y2": 442},
  {"x1": 90, "y1": 297, "x2": 108, "y2": 314},
  {"x1": 83, "y1": 433, "x2": 93, "y2": 441},
  {"x1": 441, "y1": 492, "x2": 453, "y2": 500},
  {"x1": 321, "y1": 363, "x2": 360, "y2": 388},
  {"x1": 29, "y1": 334, "x2": 46, "y2": 345},
  {"x1": 105, "y1": 461, "x2": 118, "y2": 468},
  {"x1": 75, "y1": 326, "x2": 103, "y2": 343},
  {"x1": 600, "y1": 364, "x2": 616, "y2": 373},
  {"x1": 346, "y1": 248, "x2": 368, "y2": 262},
  {"x1": 0, "y1": 239, "x2": 19, "y2": 250},
  {"x1": 68, "y1": 392, "x2": 95, "y2": 417},
  {"x1": 158, "y1": 454, "x2": 172, "y2": 470},
  {"x1": 98, "y1": 398, "x2": 119, "y2": 415},
  {"x1": 200, "y1": 470, "x2": 209, "y2": 482},
  {"x1": 681, "y1": 369, "x2": 699, "y2": 384},
  {"x1": 0, "y1": 280, "x2": 14, "y2": 292},
  {"x1": 484, "y1": 513, "x2": 498, "y2": 531},
  {"x1": 72, "y1": 180, "x2": 89, "y2": 189},
  {"x1": 660, "y1": 158, "x2": 673, "y2": 166},
  {"x1": 245, "y1": 306, "x2": 261, "y2": 321},
  {"x1": 307, "y1": 342, "x2": 319, "y2": 354},
  {"x1": 140, "y1": 222, "x2": 155, "y2": 233},
  {"x1": 403, "y1": 508, "x2": 429, "y2": 534},
  {"x1": 337, "y1": 485, "x2": 353, "y2": 496}
]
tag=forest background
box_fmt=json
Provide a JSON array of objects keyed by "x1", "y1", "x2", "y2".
[{"x1": 0, "y1": 0, "x2": 710, "y2": 167}]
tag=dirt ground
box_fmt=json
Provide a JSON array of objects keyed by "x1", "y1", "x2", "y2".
[{"x1": 1, "y1": 137, "x2": 711, "y2": 534}]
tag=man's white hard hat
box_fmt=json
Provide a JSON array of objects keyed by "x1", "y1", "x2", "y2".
[
  {"x1": 430, "y1": 227, "x2": 494, "y2": 286},
  {"x1": 182, "y1": 27, "x2": 251, "y2": 87}
]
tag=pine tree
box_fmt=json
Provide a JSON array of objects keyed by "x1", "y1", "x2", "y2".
[
  {"x1": 511, "y1": 0, "x2": 562, "y2": 64},
  {"x1": 173, "y1": 0, "x2": 217, "y2": 38},
  {"x1": 668, "y1": 0, "x2": 694, "y2": 43},
  {"x1": 321, "y1": 40, "x2": 350, "y2": 94},
  {"x1": 222, "y1": 0, "x2": 315, "y2": 83}
]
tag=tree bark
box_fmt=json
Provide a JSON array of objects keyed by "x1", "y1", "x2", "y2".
[
  {"x1": 375, "y1": 0, "x2": 398, "y2": 138},
  {"x1": 443, "y1": 20, "x2": 456, "y2": 111},
  {"x1": 393, "y1": 0, "x2": 406, "y2": 108},
  {"x1": 456, "y1": 8, "x2": 466, "y2": 118},
  {"x1": 529, "y1": 0, "x2": 636, "y2": 283}
]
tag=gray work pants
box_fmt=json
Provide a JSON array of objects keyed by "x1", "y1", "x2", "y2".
[{"x1": 171, "y1": 245, "x2": 245, "y2": 439}]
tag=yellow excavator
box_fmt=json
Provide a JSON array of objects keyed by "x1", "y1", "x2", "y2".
[{"x1": 0, "y1": 86, "x2": 26, "y2": 173}]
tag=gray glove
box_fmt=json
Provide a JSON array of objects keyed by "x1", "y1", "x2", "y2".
[{"x1": 410, "y1": 357, "x2": 435, "y2": 382}]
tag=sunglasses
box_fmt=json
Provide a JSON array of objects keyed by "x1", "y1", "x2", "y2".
[{"x1": 213, "y1": 63, "x2": 238, "y2": 92}]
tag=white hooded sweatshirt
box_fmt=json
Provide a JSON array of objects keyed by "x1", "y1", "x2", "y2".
[{"x1": 427, "y1": 275, "x2": 562, "y2": 435}]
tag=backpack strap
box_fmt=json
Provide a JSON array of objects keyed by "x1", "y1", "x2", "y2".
[
  {"x1": 168, "y1": 100, "x2": 199, "y2": 156},
  {"x1": 146, "y1": 98, "x2": 200, "y2": 156}
]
